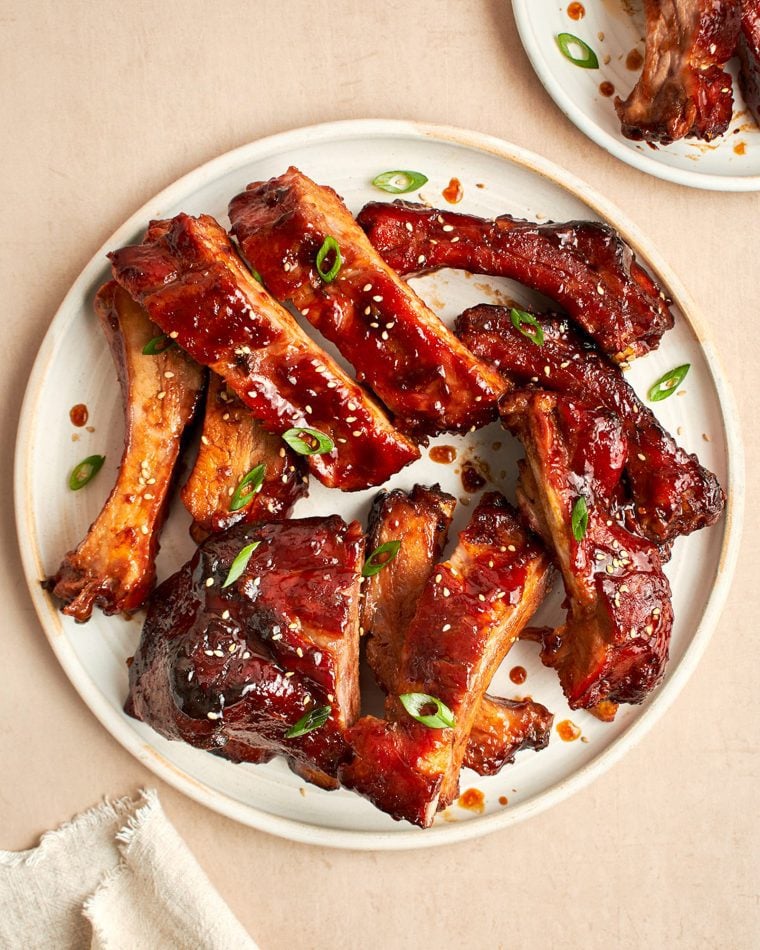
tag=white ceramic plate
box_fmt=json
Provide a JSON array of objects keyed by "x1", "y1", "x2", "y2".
[
  {"x1": 513, "y1": 0, "x2": 760, "y2": 191},
  {"x1": 15, "y1": 120, "x2": 743, "y2": 849}
]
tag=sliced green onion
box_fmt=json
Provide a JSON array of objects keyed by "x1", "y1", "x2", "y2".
[
  {"x1": 647, "y1": 364, "x2": 690, "y2": 402},
  {"x1": 371, "y1": 170, "x2": 429, "y2": 194},
  {"x1": 510, "y1": 308, "x2": 545, "y2": 346},
  {"x1": 556, "y1": 33, "x2": 599, "y2": 69},
  {"x1": 248, "y1": 264, "x2": 264, "y2": 284},
  {"x1": 285, "y1": 704, "x2": 331, "y2": 738},
  {"x1": 229, "y1": 464, "x2": 266, "y2": 512},
  {"x1": 221, "y1": 541, "x2": 260, "y2": 589},
  {"x1": 315, "y1": 236, "x2": 342, "y2": 283},
  {"x1": 282, "y1": 427, "x2": 334, "y2": 456},
  {"x1": 142, "y1": 334, "x2": 175, "y2": 355},
  {"x1": 399, "y1": 692, "x2": 456, "y2": 729},
  {"x1": 68, "y1": 454, "x2": 106, "y2": 491},
  {"x1": 571, "y1": 497, "x2": 588, "y2": 541},
  {"x1": 362, "y1": 540, "x2": 401, "y2": 577}
]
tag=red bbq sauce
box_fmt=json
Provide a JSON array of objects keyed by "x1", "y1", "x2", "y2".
[
  {"x1": 626, "y1": 48, "x2": 643, "y2": 71},
  {"x1": 557, "y1": 719, "x2": 582, "y2": 742},
  {"x1": 509, "y1": 665, "x2": 527, "y2": 685},
  {"x1": 498, "y1": 795, "x2": 509, "y2": 806},
  {"x1": 429, "y1": 444, "x2": 457, "y2": 464},
  {"x1": 442, "y1": 178, "x2": 463, "y2": 204},
  {"x1": 461, "y1": 461, "x2": 486, "y2": 493},
  {"x1": 458, "y1": 788, "x2": 485, "y2": 813},
  {"x1": 567, "y1": 2, "x2": 585, "y2": 19},
  {"x1": 599, "y1": 81, "x2": 615, "y2": 97},
  {"x1": 69, "y1": 403, "x2": 89, "y2": 427}
]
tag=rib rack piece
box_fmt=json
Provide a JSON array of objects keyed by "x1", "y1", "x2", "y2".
[
  {"x1": 502, "y1": 391, "x2": 673, "y2": 709},
  {"x1": 109, "y1": 214, "x2": 419, "y2": 491},
  {"x1": 228, "y1": 167, "x2": 505, "y2": 435},
  {"x1": 362, "y1": 485, "x2": 553, "y2": 776},
  {"x1": 340, "y1": 493, "x2": 551, "y2": 827},
  {"x1": 181, "y1": 373, "x2": 307, "y2": 542},
  {"x1": 126, "y1": 517, "x2": 364, "y2": 789},
  {"x1": 614, "y1": 0, "x2": 740, "y2": 143},
  {"x1": 49, "y1": 282, "x2": 203, "y2": 622},
  {"x1": 457, "y1": 305, "x2": 724, "y2": 543},
  {"x1": 358, "y1": 201, "x2": 674, "y2": 362},
  {"x1": 739, "y1": 0, "x2": 760, "y2": 125}
]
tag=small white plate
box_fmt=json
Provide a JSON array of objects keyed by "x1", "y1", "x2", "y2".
[
  {"x1": 15, "y1": 120, "x2": 743, "y2": 849},
  {"x1": 513, "y1": 0, "x2": 760, "y2": 191}
]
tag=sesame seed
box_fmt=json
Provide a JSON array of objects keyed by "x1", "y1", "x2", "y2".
[
  {"x1": 405, "y1": 222, "x2": 414, "y2": 232},
  {"x1": 140, "y1": 525, "x2": 149, "y2": 535},
  {"x1": 288, "y1": 622, "x2": 299, "y2": 630},
  {"x1": 327, "y1": 693, "x2": 335, "y2": 702},
  {"x1": 204, "y1": 649, "x2": 214, "y2": 656},
  {"x1": 364, "y1": 306, "x2": 372, "y2": 316},
  {"x1": 169, "y1": 331, "x2": 179, "y2": 339},
  {"x1": 478, "y1": 594, "x2": 486, "y2": 602},
  {"x1": 435, "y1": 573, "x2": 443, "y2": 583},
  {"x1": 417, "y1": 254, "x2": 426, "y2": 264},
  {"x1": 253, "y1": 576, "x2": 261, "y2": 586},
  {"x1": 372, "y1": 295, "x2": 383, "y2": 302},
  {"x1": 207, "y1": 711, "x2": 221, "y2": 720},
  {"x1": 285, "y1": 671, "x2": 294, "y2": 678},
  {"x1": 327, "y1": 380, "x2": 338, "y2": 389},
  {"x1": 508, "y1": 544, "x2": 516, "y2": 552},
  {"x1": 221, "y1": 610, "x2": 230, "y2": 620},
  {"x1": 296, "y1": 647, "x2": 304, "y2": 657},
  {"x1": 637, "y1": 453, "x2": 646, "y2": 461},
  {"x1": 301, "y1": 308, "x2": 309, "y2": 316},
  {"x1": 144, "y1": 492, "x2": 154, "y2": 500},
  {"x1": 442, "y1": 623, "x2": 451, "y2": 632},
  {"x1": 443, "y1": 588, "x2": 451, "y2": 597},
  {"x1": 222, "y1": 413, "x2": 230, "y2": 421},
  {"x1": 157, "y1": 391, "x2": 166, "y2": 400},
  {"x1": 442, "y1": 224, "x2": 455, "y2": 232},
  {"x1": 272, "y1": 632, "x2": 282, "y2": 640},
  {"x1": 450, "y1": 236, "x2": 460, "y2": 243},
  {"x1": 242, "y1": 651, "x2": 251, "y2": 659},
  {"x1": 205, "y1": 577, "x2": 214, "y2": 587},
  {"x1": 596, "y1": 284, "x2": 604, "y2": 295},
  {"x1": 228, "y1": 643, "x2": 237, "y2": 653},
  {"x1": 543, "y1": 366, "x2": 550, "y2": 376},
  {"x1": 214, "y1": 649, "x2": 224, "y2": 657},
  {"x1": 305, "y1": 404, "x2": 312, "y2": 414},
  {"x1": 381, "y1": 331, "x2": 389, "y2": 341},
  {"x1": 164, "y1": 371, "x2": 175, "y2": 379},
  {"x1": 677, "y1": 390, "x2": 687, "y2": 397},
  {"x1": 352, "y1": 430, "x2": 362, "y2": 437},
  {"x1": 363, "y1": 283, "x2": 372, "y2": 292},
  {"x1": 201, "y1": 435, "x2": 210, "y2": 446}
]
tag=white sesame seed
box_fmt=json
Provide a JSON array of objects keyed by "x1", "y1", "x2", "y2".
[
  {"x1": 157, "y1": 391, "x2": 166, "y2": 400},
  {"x1": 305, "y1": 404, "x2": 312, "y2": 414},
  {"x1": 140, "y1": 525, "x2": 149, "y2": 535},
  {"x1": 201, "y1": 435, "x2": 210, "y2": 446},
  {"x1": 381, "y1": 331, "x2": 389, "y2": 341},
  {"x1": 288, "y1": 622, "x2": 299, "y2": 630},
  {"x1": 352, "y1": 430, "x2": 362, "y2": 437},
  {"x1": 221, "y1": 610, "x2": 230, "y2": 620},
  {"x1": 204, "y1": 649, "x2": 214, "y2": 656},
  {"x1": 442, "y1": 224, "x2": 455, "y2": 232},
  {"x1": 442, "y1": 623, "x2": 451, "y2": 632},
  {"x1": 435, "y1": 573, "x2": 443, "y2": 583},
  {"x1": 637, "y1": 453, "x2": 646, "y2": 461},
  {"x1": 363, "y1": 283, "x2": 372, "y2": 292},
  {"x1": 327, "y1": 380, "x2": 338, "y2": 389},
  {"x1": 169, "y1": 331, "x2": 179, "y2": 339},
  {"x1": 207, "y1": 711, "x2": 221, "y2": 720},
  {"x1": 242, "y1": 651, "x2": 251, "y2": 659},
  {"x1": 372, "y1": 295, "x2": 383, "y2": 302},
  {"x1": 508, "y1": 544, "x2": 516, "y2": 552},
  {"x1": 405, "y1": 222, "x2": 413, "y2": 232},
  {"x1": 206, "y1": 577, "x2": 214, "y2": 587}
]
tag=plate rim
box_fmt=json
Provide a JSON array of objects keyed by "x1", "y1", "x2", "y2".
[
  {"x1": 511, "y1": 0, "x2": 760, "y2": 193},
  {"x1": 14, "y1": 118, "x2": 745, "y2": 850}
]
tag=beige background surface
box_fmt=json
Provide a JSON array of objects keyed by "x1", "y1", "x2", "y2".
[{"x1": 1, "y1": 1, "x2": 758, "y2": 947}]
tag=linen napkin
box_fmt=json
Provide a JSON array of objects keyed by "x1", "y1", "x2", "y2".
[{"x1": 0, "y1": 789, "x2": 257, "y2": 950}]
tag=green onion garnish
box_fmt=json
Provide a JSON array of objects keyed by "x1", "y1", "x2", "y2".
[
  {"x1": 249, "y1": 265, "x2": 264, "y2": 284},
  {"x1": 371, "y1": 170, "x2": 429, "y2": 194},
  {"x1": 315, "y1": 236, "x2": 342, "y2": 283},
  {"x1": 647, "y1": 364, "x2": 690, "y2": 402},
  {"x1": 142, "y1": 334, "x2": 175, "y2": 355},
  {"x1": 229, "y1": 464, "x2": 266, "y2": 512},
  {"x1": 556, "y1": 33, "x2": 599, "y2": 69},
  {"x1": 68, "y1": 454, "x2": 106, "y2": 491},
  {"x1": 221, "y1": 541, "x2": 260, "y2": 589},
  {"x1": 285, "y1": 704, "x2": 331, "y2": 738},
  {"x1": 362, "y1": 540, "x2": 401, "y2": 577},
  {"x1": 282, "y1": 427, "x2": 334, "y2": 456},
  {"x1": 571, "y1": 497, "x2": 588, "y2": 541},
  {"x1": 510, "y1": 308, "x2": 545, "y2": 346},
  {"x1": 399, "y1": 692, "x2": 456, "y2": 729}
]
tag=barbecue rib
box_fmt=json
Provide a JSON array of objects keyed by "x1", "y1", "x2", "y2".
[
  {"x1": 49, "y1": 282, "x2": 203, "y2": 622},
  {"x1": 358, "y1": 201, "x2": 673, "y2": 362},
  {"x1": 457, "y1": 305, "x2": 724, "y2": 543},
  {"x1": 739, "y1": 0, "x2": 760, "y2": 125},
  {"x1": 340, "y1": 493, "x2": 551, "y2": 826},
  {"x1": 228, "y1": 168, "x2": 506, "y2": 435},
  {"x1": 362, "y1": 485, "x2": 553, "y2": 776},
  {"x1": 614, "y1": 0, "x2": 740, "y2": 144},
  {"x1": 502, "y1": 391, "x2": 673, "y2": 709},
  {"x1": 109, "y1": 214, "x2": 419, "y2": 491},
  {"x1": 181, "y1": 373, "x2": 307, "y2": 541},
  {"x1": 126, "y1": 517, "x2": 364, "y2": 788}
]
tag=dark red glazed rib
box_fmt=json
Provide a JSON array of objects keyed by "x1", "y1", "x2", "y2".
[
  {"x1": 109, "y1": 214, "x2": 419, "y2": 491},
  {"x1": 457, "y1": 305, "x2": 725, "y2": 543},
  {"x1": 340, "y1": 493, "x2": 552, "y2": 827},
  {"x1": 361, "y1": 484, "x2": 553, "y2": 776},
  {"x1": 358, "y1": 201, "x2": 674, "y2": 362},
  {"x1": 181, "y1": 372, "x2": 307, "y2": 542},
  {"x1": 615, "y1": 0, "x2": 740, "y2": 143},
  {"x1": 502, "y1": 391, "x2": 673, "y2": 709},
  {"x1": 228, "y1": 168, "x2": 506, "y2": 435},
  {"x1": 125, "y1": 517, "x2": 364, "y2": 789},
  {"x1": 739, "y1": 0, "x2": 760, "y2": 125},
  {"x1": 49, "y1": 282, "x2": 203, "y2": 621}
]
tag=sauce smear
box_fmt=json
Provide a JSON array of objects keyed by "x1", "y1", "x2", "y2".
[
  {"x1": 734, "y1": 141, "x2": 746, "y2": 155},
  {"x1": 567, "y1": 2, "x2": 585, "y2": 19},
  {"x1": 626, "y1": 48, "x2": 643, "y2": 71},
  {"x1": 461, "y1": 461, "x2": 486, "y2": 493},
  {"x1": 498, "y1": 795, "x2": 509, "y2": 806},
  {"x1": 429, "y1": 444, "x2": 457, "y2": 464},
  {"x1": 69, "y1": 403, "x2": 89, "y2": 427},
  {"x1": 509, "y1": 665, "x2": 527, "y2": 685},
  {"x1": 599, "y1": 81, "x2": 615, "y2": 97},
  {"x1": 442, "y1": 177, "x2": 463, "y2": 204},
  {"x1": 557, "y1": 719, "x2": 582, "y2": 742},
  {"x1": 458, "y1": 788, "x2": 485, "y2": 813}
]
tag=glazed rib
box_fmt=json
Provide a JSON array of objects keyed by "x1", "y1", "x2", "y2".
[
  {"x1": 614, "y1": 0, "x2": 740, "y2": 143},
  {"x1": 340, "y1": 494, "x2": 551, "y2": 827},
  {"x1": 739, "y1": 0, "x2": 760, "y2": 125},
  {"x1": 109, "y1": 214, "x2": 419, "y2": 491},
  {"x1": 358, "y1": 201, "x2": 674, "y2": 362},
  {"x1": 49, "y1": 282, "x2": 203, "y2": 622},
  {"x1": 456, "y1": 305, "x2": 724, "y2": 543},
  {"x1": 126, "y1": 517, "x2": 364, "y2": 788},
  {"x1": 181, "y1": 372, "x2": 307, "y2": 542},
  {"x1": 502, "y1": 391, "x2": 673, "y2": 709},
  {"x1": 229, "y1": 167, "x2": 506, "y2": 435},
  {"x1": 362, "y1": 485, "x2": 553, "y2": 776}
]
